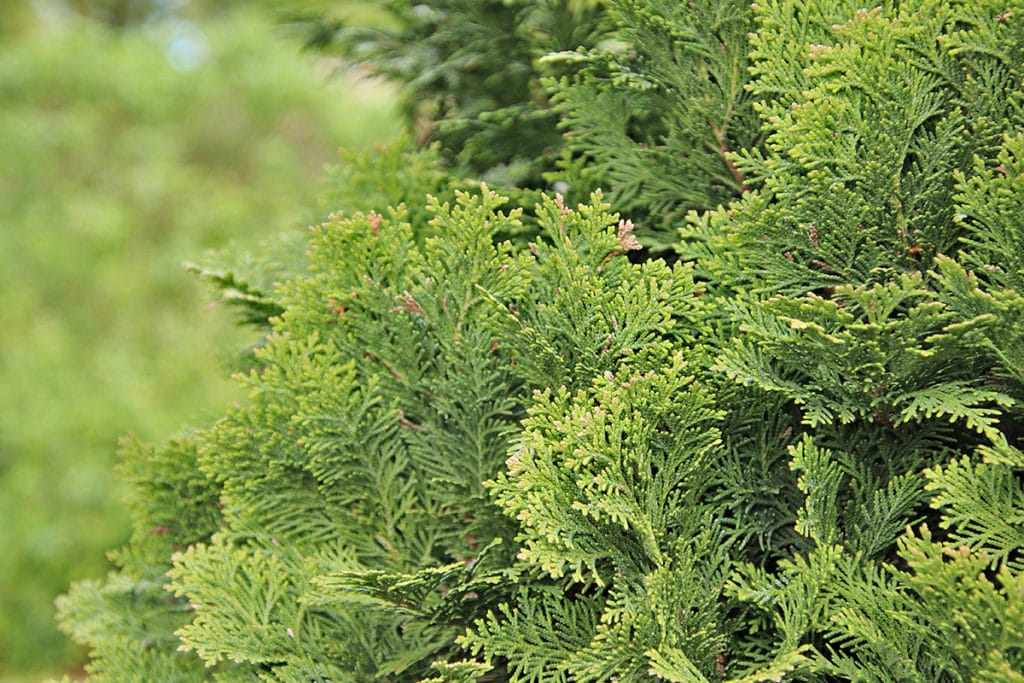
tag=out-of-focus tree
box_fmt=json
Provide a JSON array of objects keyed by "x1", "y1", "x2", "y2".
[
  {"x1": 0, "y1": 5, "x2": 397, "y2": 679},
  {"x1": 66, "y1": 0, "x2": 153, "y2": 25},
  {"x1": 0, "y1": 1, "x2": 35, "y2": 36}
]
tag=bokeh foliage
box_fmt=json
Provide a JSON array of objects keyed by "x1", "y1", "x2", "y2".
[{"x1": 0, "y1": 5, "x2": 397, "y2": 677}]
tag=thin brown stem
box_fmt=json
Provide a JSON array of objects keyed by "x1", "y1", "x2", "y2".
[{"x1": 709, "y1": 118, "x2": 750, "y2": 193}]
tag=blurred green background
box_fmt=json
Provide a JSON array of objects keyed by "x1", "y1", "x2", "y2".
[{"x1": 0, "y1": 1, "x2": 398, "y2": 679}]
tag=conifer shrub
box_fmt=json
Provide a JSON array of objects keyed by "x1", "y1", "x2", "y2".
[{"x1": 60, "y1": 1, "x2": 1024, "y2": 681}]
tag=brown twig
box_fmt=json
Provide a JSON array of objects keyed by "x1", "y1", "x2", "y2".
[{"x1": 709, "y1": 118, "x2": 750, "y2": 193}]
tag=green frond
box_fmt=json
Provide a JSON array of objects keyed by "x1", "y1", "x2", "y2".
[
  {"x1": 461, "y1": 591, "x2": 602, "y2": 683},
  {"x1": 823, "y1": 525, "x2": 1024, "y2": 680},
  {"x1": 550, "y1": 0, "x2": 760, "y2": 250},
  {"x1": 716, "y1": 275, "x2": 1011, "y2": 443},
  {"x1": 492, "y1": 354, "x2": 722, "y2": 583},
  {"x1": 789, "y1": 437, "x2": 843, "y2": 547},
  {"x1": 932, "y1": 256, "x2": 1024, "y2": 393},
  {"x1": 954, "y1": 133, "x2": 1024, "y2": 293},
  {"x1": 418, "y1": 658, "x2": 492, "y2": 683},
  {"x1": 167, "y1": 542, "x2": 307, "y2": 669},
  {"x1": 925, "y1": 454, "x2": 1024, "y2": 572}
]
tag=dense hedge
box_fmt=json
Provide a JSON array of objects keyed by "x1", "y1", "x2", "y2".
[{"x1": 60, "y1": 1, "x2": 1024, "y2": 681}]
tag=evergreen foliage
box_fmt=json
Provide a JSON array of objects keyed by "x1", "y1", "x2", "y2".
[
  {"x1": 547, "y1": 0, "x2": 763, "y2": 251},
  {"x1": 60, "y1": 2, "x2": 1024, "y2": 681},
  {"x1": 295, "y1": 0, "x2": 607, "y2": 188}
]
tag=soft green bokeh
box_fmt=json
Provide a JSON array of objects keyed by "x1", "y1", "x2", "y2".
[{"x1": 0, "y1": 6, "x2": 397, "y2": 678}]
